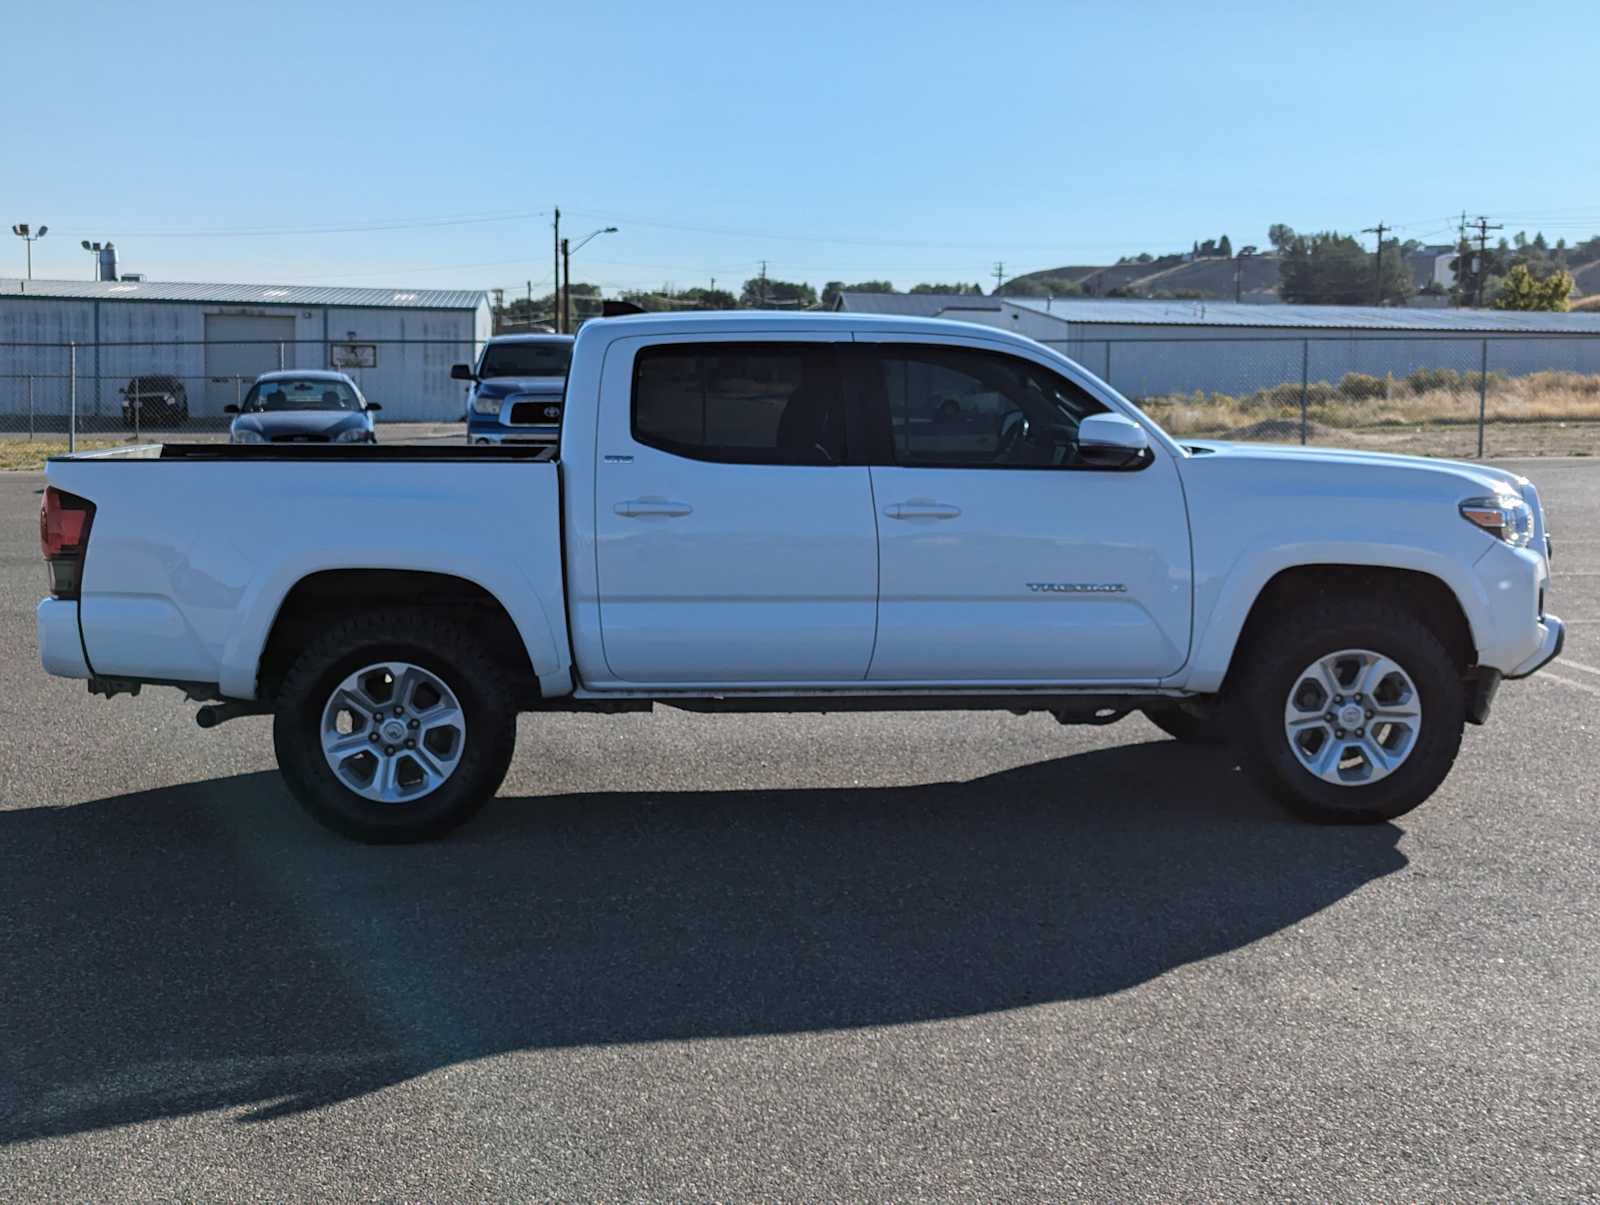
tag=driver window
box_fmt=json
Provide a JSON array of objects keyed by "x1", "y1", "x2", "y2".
[{"x1": 874, "y1": 345, "x2": 1106, "y2": 468}]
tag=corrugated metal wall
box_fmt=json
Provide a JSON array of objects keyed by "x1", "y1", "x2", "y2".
[{"x1": 0, "y1": 297, "x2": 486, "y2": 420}]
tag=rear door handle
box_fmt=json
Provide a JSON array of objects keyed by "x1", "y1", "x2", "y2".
[
  {"x1": 884, "y1": 501, "x2": 962, "y2": 521},
  {"x1": 614, "y1": 497, "x2": 693, "y2": 519}
]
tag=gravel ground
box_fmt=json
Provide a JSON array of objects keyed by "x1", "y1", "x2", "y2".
[{"x1": 1, "y1": 461, "x2": 1596, "y2": 1199}]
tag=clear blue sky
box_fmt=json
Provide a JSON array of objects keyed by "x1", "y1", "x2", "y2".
[{"x1": 5, "y1": 0, "x2": 1596, "y2": 297}]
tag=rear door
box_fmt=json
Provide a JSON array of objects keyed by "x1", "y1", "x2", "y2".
[
  {"x1": 591, "y1": 334, "x2": 878, "y2": 684},
  {"x1": 854, "y1": 336, "x2": 1192, "y2": 683}
]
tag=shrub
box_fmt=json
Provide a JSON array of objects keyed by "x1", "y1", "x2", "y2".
[
  {"x1": 1406, "y1": 367, "x2": 1464, "y2": 395},
  {"x1": 1338, "y1": 372, "x2": 1387, "y2": 400}
]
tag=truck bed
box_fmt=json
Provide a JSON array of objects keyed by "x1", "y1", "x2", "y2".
[{"x1": 42, "y1": 450, "x2": 573, "y2": 701}]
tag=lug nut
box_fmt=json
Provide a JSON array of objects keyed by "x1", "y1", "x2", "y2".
[
  {"x1": 405, "y1": 738, "x2": 415, "y2": 748},
  {"x1": 1325, "y1": 712, "x2": 1335, "y2": 722},
  {"x1": 1333, "y1": 695, "x2": 1344, "y2": 704},
  {"x1": 385, "y1": 745, "x2": 396, "y2": 755},
  {"x1": 1354, "y1": 693, "x2": 1363, "y2": 702},
  {"x1": 1366, "y1": 709, "x2": 1374, "y2": 719},
  {"x1": 1356, "y1": 727, "x2": 1365, "y2": 737},
  {"x1": 369, "y1": 732, "x2": 379, "y2": 742},
  {"x1": 408, "y1": 718, "x2": 419, "y2": 729},
  {"x1": 1335, "y1": 728, "x2": 1345, "y2": 738},
  {"x1": 393, "y1": 706, "x2": 404, "y2": 717}
]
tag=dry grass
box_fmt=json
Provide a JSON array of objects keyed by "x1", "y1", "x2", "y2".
[
  {"x1": 1139, "y1": 370, "x2": 1600, "y2": 436},
  {"x1": 0, "y1": 439, "x2": 122, "y2": 471}
]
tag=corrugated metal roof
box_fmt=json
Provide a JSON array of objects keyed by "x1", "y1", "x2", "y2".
[
  {"x1": 833, "y1": 291, "x2": 1019, "y2": 318},
  {"x1": 1005, "y1": 296, "x2": 1600, "y2": 333},
  {"x1": 0, "y1": 277, "x2": 486, "y2": 310}
]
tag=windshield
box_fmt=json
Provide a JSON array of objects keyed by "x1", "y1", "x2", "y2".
[
  {"x1": 245, "y1": 378, "x2": 361, "y2": 412},
  {"x1": 479, "y1": 343, "x2": 572, "y2": 379}
]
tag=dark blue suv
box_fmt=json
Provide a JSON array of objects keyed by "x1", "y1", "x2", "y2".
[{"x1": 453, "y1": 333, "x2": 574, "y2": 446}]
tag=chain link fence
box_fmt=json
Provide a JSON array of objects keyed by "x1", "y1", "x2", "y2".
[
  {"x1": 0, "y1": 338, "x2": 476, "y2": 449},
  {"x1": 3, "y1": 333, "x2": 1599, "y2": 458},
  {"x1": 1044, "y1": 333, "x2": 1600, "y2": 458}
]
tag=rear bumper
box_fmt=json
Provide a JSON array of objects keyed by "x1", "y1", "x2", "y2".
[
  {"x1": 1505, "y1": 613, "x2": 1565, "y2": 679},
  {"x1": 37, "y1": 598, "x2": 90, "y2": 679}
]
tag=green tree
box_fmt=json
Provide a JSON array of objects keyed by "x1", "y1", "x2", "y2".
[
  {"x1": 1267, "y1": 223, "x2": 1296, "y2": 252},
  {"x1": 1278, "y1": 231, "x2": 1412, "y2": 305},
  {"x1": 908, "y1": 282, "x2": 985, "y2": 295},
  {"x1": 675, "y1": 286, "x2": 738, "y2": 310},
  {"x1": 742, "y1": 277, "x2": 817, "y2": 309},
  {"x1": 1218, "y1": 234, "x2": 1233, "y2": 257},
  {"x1": 820, "y1": 280, "x2": 895, "y2": 307},
  {"x1": 1492, "y1": 264, "x2": 1574, "y2": 311}
]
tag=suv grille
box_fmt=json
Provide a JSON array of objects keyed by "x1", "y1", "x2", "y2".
[{"x1": 508, "y1": 399, "x2": 562, "y2": 425}]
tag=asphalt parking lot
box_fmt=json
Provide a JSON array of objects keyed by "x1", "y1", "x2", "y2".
[{"x1": 1, "y1": 461, "x2": 1596, "y2": 1199}]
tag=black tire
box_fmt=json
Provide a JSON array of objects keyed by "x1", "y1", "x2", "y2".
[
  {"x1": 1231, "y1": 595, "x2": 1464, "y2": 824},
  {"x1": 272, "y1": 608, "x2": 516, "y2": 842},
  {"x1": 1141, "y1": 703, "x2": 1228, "y2": 747}
]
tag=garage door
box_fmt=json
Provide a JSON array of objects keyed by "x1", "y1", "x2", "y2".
[{"x1": 204, "y1": 314, "x2": 296, "y2": 414}]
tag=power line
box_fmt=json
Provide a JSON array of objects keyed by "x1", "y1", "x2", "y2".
[
  {"x1": 993, "y1": 261, "x2": 1005, "y2": 292},
  {"x1": 49, "y1": 209, "x2": 552, "y2": 240}
]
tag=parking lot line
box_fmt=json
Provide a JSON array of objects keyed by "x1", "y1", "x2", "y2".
[{"x1": 1531, "y1": 669, "x2": 1600, "y2": 698}]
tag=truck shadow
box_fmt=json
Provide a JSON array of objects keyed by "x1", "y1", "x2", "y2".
[{"x1": 0, "y1": 742, "x2": 1405, "y2": 1142}]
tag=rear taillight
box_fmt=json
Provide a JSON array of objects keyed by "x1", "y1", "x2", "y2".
[{"x1": 40, "y1": 486, "x2": 95, "y2": 599}]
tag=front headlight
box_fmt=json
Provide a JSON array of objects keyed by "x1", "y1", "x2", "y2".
[
  {"x1": 471, "y1": 393, "x2": 504, "y2": 415},
  {"x1": 334, "y1": 427, "x2": 371, "y2": 443},
  {"x1": 232, "y1": 428, "x2": 267, "y2": 445},
  {"x1": 1460, "y1": 494, "x2": 1535, "y2": 548}
]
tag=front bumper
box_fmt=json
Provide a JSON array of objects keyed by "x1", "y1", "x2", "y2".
[
  {"x1": 1506, "y1": 613, "x2": 1565, "y2": 679},
  {"x1": 37, "y1": 598, "x2": 90, "y2": 679},
  {"x1": 466, "y1": 420, "x2": 558, "y2": 447}
]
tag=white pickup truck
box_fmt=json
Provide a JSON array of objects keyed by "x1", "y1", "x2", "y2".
[{"x1": 37, "y1": 312, "x2": 1563, "y2": 841}]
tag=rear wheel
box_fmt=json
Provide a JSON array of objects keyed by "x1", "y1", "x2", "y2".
[
  {"x1": 1231, "y1": 596, "x2": 1464, "y2": 823},
  {"x1": 272, "y1": 608, "x2": 516, "y2": 842}
]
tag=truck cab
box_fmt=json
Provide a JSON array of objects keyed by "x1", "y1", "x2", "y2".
[{"x1": 454, "y1": 333, "x2": 574, "y2": 446}]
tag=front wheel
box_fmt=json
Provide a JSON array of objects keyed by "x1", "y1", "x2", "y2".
[
  {"x1": 1231, "y1": 597, "x2": 1465, "y2": 824},
  {"x1": 272, "y1": 608, "x2": 516, "y2": 842}
]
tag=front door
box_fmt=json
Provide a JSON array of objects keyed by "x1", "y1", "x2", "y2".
[
  {"x1": 592, "y1": 335, "x2": 878, "y2": 685},
  {"x1": 855, "y1": 338, "x2": 1192, "y2": 683}
]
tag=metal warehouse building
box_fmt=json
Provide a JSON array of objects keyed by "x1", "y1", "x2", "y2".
[
  {"x1": 0, "y1": 278, "x2": 490, "y2": 422},
  {"x1": 834, "y1": 293, "x2": 1600, "y2": 400}
]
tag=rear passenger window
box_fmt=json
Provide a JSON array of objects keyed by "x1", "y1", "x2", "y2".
[{"x1": 633, "y1": 343, "x2": 845, "y2": 465}]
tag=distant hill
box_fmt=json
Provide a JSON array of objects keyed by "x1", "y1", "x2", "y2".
[
  {"x1": 1002, "y1": 252, "x2": 1600, "y2": 304},
  {"x1": 1001, "y1": 254, "x2": 1280, "y2": 301}
]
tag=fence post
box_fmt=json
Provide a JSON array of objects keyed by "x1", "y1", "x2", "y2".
[
  {"x1": 1476, "y1": 338, "x2": 1489, "y2": 459},
  {"x1": 1103, "y1": 341, "x2": 1111, "y2": 384},
  {"x1": 27, "y1": 375, "x2": 33, "y2": 441},
  {"x1": 133, "y1": 386, "x2": 140, "y2": 443},
  {"x1": 278, "y1": 341, "x2": 286, "y2": 371},
  {"x1": 1299, "y1": 338, "x2": 1309, "y2": 446},
  {"x1": 235, "y1": 375, "x2": 242, "y2": 412},
  {"x1": 68, "y1": 343, "x2": 77, "y2": 453}
]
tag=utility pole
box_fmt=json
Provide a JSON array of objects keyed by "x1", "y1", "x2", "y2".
[
  {"x1": 552, "y1": 206, "x2": 562, "y2": 332},
  {"x1": 561, "y1": 239, "x2": 571, "y2": 333},
  {"x1": 993, "y1": 261, "x2": 1005, "y2": 293},
  {"x1": 758, "y1": 260, "x2": 768, "y2": 307},
  {"x1": 1361, "y1": 221, "x2": 1389, "y2": 305},
  {"x1": 1469, "y1": 215, "x2": 1502, "y2": 308}
]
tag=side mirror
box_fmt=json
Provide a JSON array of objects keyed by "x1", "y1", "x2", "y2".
[
  {"x1": 364, "y1": 402, "x2": 382, "y2": 412},
  {"x1": 450, "y1": 363, "x2": 476, "y2": 381},
  {"x1": 223, "y1": 404, "x2": 239, "y2": 414},
  {"x1": 1077, "y1": 413, "x2": 1150, "y2": 468}
]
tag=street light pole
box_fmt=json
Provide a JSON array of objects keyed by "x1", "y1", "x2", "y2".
[
  {"x1": 561, "y1": 226, "x2": 618, "y2": 332},
  {"x1": 11, "y1": 223, "x2": 47, "y2": 279}
]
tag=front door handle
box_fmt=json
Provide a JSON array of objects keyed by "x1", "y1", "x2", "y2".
[
  {"x1": 614, "y1": 497, "x2": 693, "y2": 519},
  {"x1": 884, "y1": 501, "x2": 962, "y2": 521}
]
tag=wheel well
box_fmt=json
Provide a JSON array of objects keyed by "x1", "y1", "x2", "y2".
[
  {"x1": 257, "y1": 570, "x2": 537, "y2": 703},
  {"x1": 1225, "y1": 565, "x2": 1476, "y2": 689}
]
